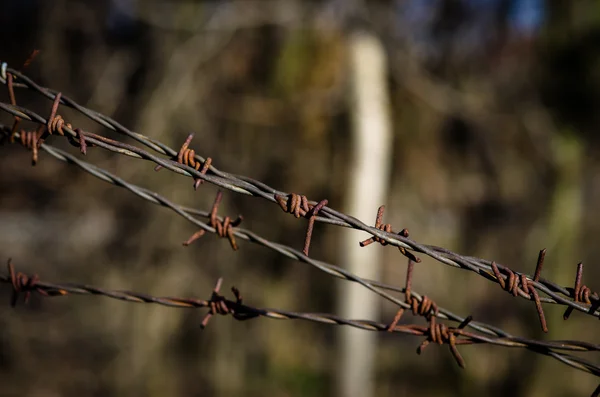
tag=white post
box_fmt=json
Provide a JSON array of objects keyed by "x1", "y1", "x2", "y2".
[{"x1": 337, "y1": 29, "x2": 393, "y2": 397}]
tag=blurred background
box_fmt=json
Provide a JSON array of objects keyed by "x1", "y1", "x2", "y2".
[{"x1": 1, "y1": 0, "x2": 599, "y2": 396}]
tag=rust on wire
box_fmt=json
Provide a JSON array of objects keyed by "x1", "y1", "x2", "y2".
[
  {"x1": 201, "y1": 277, "x2": 258, "y2": 328},
  {"x1": 360, "y1": 205, "x2": 420, "y2": 263},
  {"x1": 491, "y1": 261, "x2": 548, "y2": 333},
  {"x1": 275, "y1": 193, "x2": 328, "y2": 256},
  {"x1": 563, "y1": 262, "x2": 600, "y2": 320},
  {"x1": 0, "y1": 68, "x2": 598, "y2": 323},
  {"x1": 184, "y1": 191, "x2": 243, "y2": 250},
  {"x1": 416, "y1": 315, "x2": 472, "y2": 369},
  {"x1": 155, "y1": 133, "x2": 212, "y2": 190},
  {"x1": 7, "y1": 258, "x2": 55, "y2": 306},
  {"x1": 3, "y1": 69, "x2": 600, "y2": 388},
  {"x1": 387, "y1": 258, "x2": 466, "y2": 367},
  {"x1": 2, "y1": 85, "x2": 88, "y2": 163},
  {"x1": 388, "y1": 259, "x2": 439, "y2": 332},
  {"x1": 44, "y1": 93, "x2": 88, "y2": 155},
  {"x1": 2, "y1": 259, "x2": 600, "y2": 381}
]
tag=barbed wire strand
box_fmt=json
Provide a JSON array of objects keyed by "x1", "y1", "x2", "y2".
[
  {"x1": 2, "y1": 259, "x2": 600, "y2": 378},
  {"x1": 2, "y1": 72, "x2": 600, "y2": 395},
  {"x1": 0, "y1": 124, "x2": 506, "y2": 335},
  {"x1": 2, "y1": 125, "x2": 599, "y2": 381},
  {"x1": 0, "y1": 69, "x2": 598, "y2": 321}
]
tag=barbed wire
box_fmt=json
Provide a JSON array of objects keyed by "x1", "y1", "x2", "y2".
[
  {"x1": 0, "y1": 124, "x2": 512, "y2": 336},
  {"x1": 1, "y1": 124, "x2": 599, "y2": 382},
  {"x1": 1, "y1": 65, "x2": 600, "y2": 395},
  {"x1": 0, "y1": 65, "x2": 599, "y2": 323},
  {"x1": 2, "y1": 258, "x2": 600, "y2": 378}
]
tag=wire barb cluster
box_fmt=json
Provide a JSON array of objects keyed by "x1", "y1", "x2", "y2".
[
  {"x1": 385, "y1": 259, "x2": 469, "y2": 366},
  {"x1": 360, "y1": 205, "x2": 420, "y2": 262},
  {"x1": 155, "y1": 133, "x2": 212, "y2": 190},
  {"x1": 200, "y1": 277, "x2": 258, "y2": 328},
  {"x1": 275, "y1": 193, "x2": 328, "y2": 255},
  {"x1": 4, "y1": 73, "x2": 88, "y2": 164},
  {"x1": 183, "y1": 190, "x2": 243, "y2": 250},
  {"x1": 6, "y1": 259, "x2": 63, "y2": 307},
  {"x1": 490, "y1": 250, "x2": 548, "y2": 332},
  {"x1": 564, "y1": 262, "x2": 600, "y2": 320}
]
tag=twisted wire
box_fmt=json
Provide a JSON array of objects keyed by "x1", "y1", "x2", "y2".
[
  {"x1": 0, "y1": 73, "x2": 598, "y2": 321},
  {"x1": 1, "y1": 125, "x2": 598, "y2": 379},
  {"x1": 2, "y1": 260, "x2": 600, "y2": 377}
]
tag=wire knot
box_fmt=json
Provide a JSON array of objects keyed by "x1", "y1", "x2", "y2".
[
  {"x1": 2, "y1": 88, "x2": 88, "y2": 164},
  {"x1": 408, "y1": 294, "x2": 438, "y2": 318},
  {"x1": 563, "y1": 262, "x2": 600, "y2": 320},
  {"x1": 155, "y1": 133, "x2": 212, "y2": 190},
  {"x1": 417, "y1": 316, "x2": 471, "y2": 369},
  {"x1": 183, "y1": 191, "x2": 242, "y2": 250},
  {"x1": 491, "y1": 261, "x2": 547, "y2": 332},
  {"x1": 6, "y1": 258, "x2": 47, "y2": 307},
  {"x1": 387, "y1": 260, "x2": 438, "y2": 332},
  {"x1": 274, "y1": 193, "x2": 328, "y2": 256},
  {"x1": 359, "y1": 205, "x2": 420, "y2": 262},
  {"x1": 201, "y1": 278, "x2": 258, "y2": 328}
]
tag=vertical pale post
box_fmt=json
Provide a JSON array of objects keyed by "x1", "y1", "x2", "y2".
[{"x1": 337, "y1": 30, "x2": 393, "y2": 397}]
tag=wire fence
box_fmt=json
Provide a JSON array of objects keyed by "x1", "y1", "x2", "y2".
[{"x1": 1, "y1": 63, "x2": 599, "y2": 396}]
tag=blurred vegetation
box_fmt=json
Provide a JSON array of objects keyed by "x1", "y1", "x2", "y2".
[{"x1": 0, "y1": 1, "x2": 599, "y2": 396}]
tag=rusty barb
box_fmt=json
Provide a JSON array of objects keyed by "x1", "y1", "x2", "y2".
[
  {"x1": 1, "y1": 66, "x2": 599, "y2": 326},
  {"x1": 3, "y1": 258, "x2": 600, "y2": 391},
  {"x1": 201, "y1": 277, "x2": 258, "y2": 328},
  {"x1": 275, "y1": 193, "x2": 328, "y2": 256},
  {"x1": 8, "y1": 259, "x2": 600, "y2": 385},
  {"x1": 3, "y1": 75, "x2": 88, "y2": 165},
  {"x1": 564, "y1": 262, "x2": 600, "y2": 321},
  {"x1": 183, "y1": 190, "x2": 243, "y2": 250},
  {"x1": 387, "y1": 259, "x2": 468, "y2": 367},
  {"x1": 3, "y1": 65, "x2": 600, "y2": 394},
  {"x1": 6, "y1": 258, "x2": 64, "y2": 306},
  {"x1": 155, "y1": 133, "x2": 212, "y2": 190},
  {"x1": 360, "y1": 205, "x2": 420, "y2": 263},
  {"x1": 490, "y1": 249, "x2": 548, "y2": 333}
]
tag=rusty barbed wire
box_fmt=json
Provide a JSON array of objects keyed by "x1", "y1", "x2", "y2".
[
  {"x1": 360, "y1": 205, "x2": 420, "y2": 263},
  {"x1": 388, "y1": 259, "x2": 438, "y2": 332},
  {"x1": 2, "y1": 69, "x2": 600, "y2": 393},
  {"x1": 275, "y1": 193, "x2": 329, "y2": 255},
  {"x1": 155, "y1": 133, "x2": 212, "y2": 190},
  {"x1": 0, "y1": 71, "x2": 598, "y2": 323},
  {"x1": 0, "y1": 124, "x2": 485, "y2": 331},
  {"x1": 183, "y1": 190, "x2": 243, "y2": 250},
  {"x1": 491, "y1": 259, "x2": 548, "y2": 332},
  {"x1": 564, "y1": 262, "x2": 600, "y2": 320},
  {"x1": 5, "y1": 74, "x2": 88, "y2": 165},
  {"x1": 384, "y1": 259, "x2": 470, "y2": 368},
  {"x1": 1, "y1": 126, "x2": 599, "y2": 383},
  {"x1": 2, "y1": 259, "x2": 600, "y2": 378}
]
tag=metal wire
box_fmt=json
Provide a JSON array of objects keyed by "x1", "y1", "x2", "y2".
[
  {"x1": 0, "y1": 124, "x2": 506, "y2": 335},
  {"x1": 0, "y1": 66, "x2": 598, "y2": 321},
  {"x1": 1, "y1": 67, "x2": 600, "y2": 392},
  {"x1": 1, "y1": 125, "x2": 599, "y2": 379},
  {"x1": 2, "y1": 260, "x2": 600, "y2": 377}
]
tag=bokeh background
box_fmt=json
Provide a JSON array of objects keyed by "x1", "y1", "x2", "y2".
[{"x1": 1, "y1": 1, "x2": 599, "y2": 396}]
